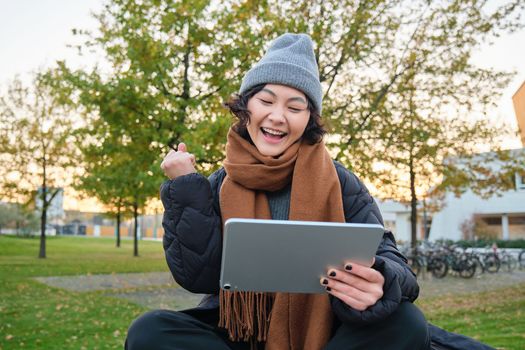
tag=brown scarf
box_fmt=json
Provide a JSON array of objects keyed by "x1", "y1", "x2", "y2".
[{"x1": 219, "y1": 128, "x2": 345, "y2": 350}]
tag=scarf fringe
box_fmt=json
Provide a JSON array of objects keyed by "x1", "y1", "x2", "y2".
[{"x1": 219, "y1": 289, "x2": 274, "y2": 344}]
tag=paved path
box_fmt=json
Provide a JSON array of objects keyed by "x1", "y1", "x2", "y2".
[
  {"x1": 35, "y1": 272, "x2": 204, "y2": 310},
  {"x1": 35, "y1": 270, "x2": 525, "y2": 311},
  {"x1": 107, "y1": 288, "x2": 204, "y2": 311},
  {"x1": 417, "y1": 270, "x2": 525, "y2": 298},
  {"x1": 35, "y1": 272, "x2": 176, "y2": 292}
]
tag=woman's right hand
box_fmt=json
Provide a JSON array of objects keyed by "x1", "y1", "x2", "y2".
[{"x1": 160, "y1": 142, "x2": 196, "y2": 179}]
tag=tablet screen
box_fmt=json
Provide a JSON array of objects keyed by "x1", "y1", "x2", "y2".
[{"x1": 220, "y1": 218, "x2": 384, "y2": 293}]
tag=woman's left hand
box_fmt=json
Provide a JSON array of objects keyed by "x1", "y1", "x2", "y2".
[{"x1": 320, "y1": 259, "x2": 385, "y2": 311}]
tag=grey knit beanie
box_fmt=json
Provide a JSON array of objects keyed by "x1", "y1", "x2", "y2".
[{"x1": 239, "y1": 33, "x2": 323, "y2": 114}]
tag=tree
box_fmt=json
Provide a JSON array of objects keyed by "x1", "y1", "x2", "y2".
[
  {"x1": 320, "y1": 0, "x2": 525, "y2": 247},
  {"x1": 74, "y1": 161, "x2": 132, "y2": 248},
  {"x1": 0, "y1": 202, "x2": 39, "y2": 236},
  {"x1": 45, "y1": 0, "x2": 525, "y2": 251},
  {"x1": 223, "y1": 0, "x2": 525, "y2": 247},
  {"x1": 0, "y1": 75, "x2": 77, "y2": 257},
  {"x1": 0, "y1": 203, "x2": 18, "y2": 234},
  {"x1": 45, "y1": 0, "x2": 282, "y2": 255},
  {"x1": 46, "y1": 0, "x2": 406, "y2": 215}
]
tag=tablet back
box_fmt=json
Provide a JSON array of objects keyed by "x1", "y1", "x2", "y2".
[{"x1": 219, "y1": 218, "x2": 384, "y2": 294}]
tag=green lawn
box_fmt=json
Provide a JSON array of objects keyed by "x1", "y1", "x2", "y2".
[
  {"x1": 1, "y1": 235, "x2": 524, "y2": 350},
  {"x1": 0, "y1": 235, "x2": 165, "y2": 350},
  {"x1": 417, "y1": 286, "x2": 525, "y2": 349}
]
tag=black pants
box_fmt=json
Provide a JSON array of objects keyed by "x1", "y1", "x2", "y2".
[{"x1": 125, "y1": 302, "x2": 430, "y2": 350}]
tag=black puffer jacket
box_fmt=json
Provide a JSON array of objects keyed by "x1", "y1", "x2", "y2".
[{"x1": 160, "y1": 161, "x2": 418, "y2": 324}]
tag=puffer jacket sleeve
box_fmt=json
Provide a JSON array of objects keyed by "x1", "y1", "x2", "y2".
[
  {"x1": 160, "y1": 169, "x2": 224, "y2": 294},
  {"x1": 330, "y1": 162, "x2": 419, "y2": 325}
]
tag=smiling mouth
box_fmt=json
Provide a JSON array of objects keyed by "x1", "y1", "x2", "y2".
[{"x1": 261, "y1": 127, "x2": 287, "y2": 139}]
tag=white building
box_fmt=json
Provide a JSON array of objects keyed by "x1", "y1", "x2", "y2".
[
  {"x1": 429, "y1": 171, "x2": 525, "y2": 240},
  {"x1": 427, "y1": 81, "x2": 525, "y2": 240},
  {"x1": 376, "y1": 167, "x2": 525, "y2": 242},
  {"x1": 375, "y1": 199, "x2": 411, "y2": 243},
  {"x1": 376, "y1": 199, "x2": 432, "y2": 243},
  {"x1": 35, "y1": 187, "x2": 65, "y2": 227}
]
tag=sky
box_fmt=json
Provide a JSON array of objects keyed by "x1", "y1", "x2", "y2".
[
  {"x1": 1, "y1": 1, "x2": 523, "y2": 133},
  {"x1": 1, "y1": 0, "x2": 524, "y2": 210},
  {"x1": 0, "y1": 1, "x2": 104, "y2": 81}
]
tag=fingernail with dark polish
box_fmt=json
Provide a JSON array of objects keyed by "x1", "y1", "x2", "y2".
[
  {"x1": 326, "y1": 287, "x2": 332, "y2": 292},
  {"x1": 345, "y1": 264, "x2": 353, "y2": 271},
  {"x1": 322, "y1": 278, "x2": 329, "y2": 285},
  {"x1": 329, "y1": 271, "x2": 336, "y2": 277}
]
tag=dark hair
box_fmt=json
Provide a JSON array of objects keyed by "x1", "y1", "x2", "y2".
[{"x1": 224, "y1": 84, "x2": 326, "y2": 145}]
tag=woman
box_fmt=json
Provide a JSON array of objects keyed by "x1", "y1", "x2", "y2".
[{"x1": 125, "y1": 33, "x2": 430, "y2": 350}]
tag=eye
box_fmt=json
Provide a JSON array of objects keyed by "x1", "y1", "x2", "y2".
[
  {"x1": 289, "y1": 107, "x2": 303, "y2": 113},
  {"x1": 258, "y1": 98, "x2": 272, "y2": 105}
]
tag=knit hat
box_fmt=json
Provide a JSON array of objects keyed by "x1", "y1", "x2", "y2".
[{"x1": 239, "y1": 33, "x2": 323, "y2": 114}]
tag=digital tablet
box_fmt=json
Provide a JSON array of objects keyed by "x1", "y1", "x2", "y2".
[{"x1": 219, "y1": 218, "x2": 384, "y2": 294}]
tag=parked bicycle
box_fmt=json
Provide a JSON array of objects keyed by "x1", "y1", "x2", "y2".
[
  {"x1": 490, "y1": 243, "x2": 518, "y2": 273},
  {"x1": 401, "y1": 240, "x2": 523, "y2": 279},
  {"x1": 466, "y1": 247, "x2": 500, "y2": 274},
  {"x1": 404, "y1": 242, "x2": 449, "y2": 279},
  {"x1": 442, "y1": 245, "x2": 477, "y2": 279},
  {"x1": 519, "y1": 249, "x2": 525, "y2": 270},
  {"x1": 498, "y1": 250, "x2": 518, "y2": 272}
]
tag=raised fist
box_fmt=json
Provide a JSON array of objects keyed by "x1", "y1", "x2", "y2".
[{"x1": 160, "y1": 142, "x2": 196, "y2": 179}]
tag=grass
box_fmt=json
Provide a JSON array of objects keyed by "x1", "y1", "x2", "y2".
[
  {"x1": 416, "y1": 286, "x2": 525, "y2": 349},
  {"x1": 1, "y1": 235, "x2": 524, "y2": 350},
  {"x1": 0, "y1": 235, "x2": 166, "y2": 350}
]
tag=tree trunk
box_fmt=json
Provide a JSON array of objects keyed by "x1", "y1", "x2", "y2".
[
  {"x1": 174, "y1": 24, "x2": 191, "y2": 127},
  {"x1": 16, "y1": 212, "x2": 20, "y2": 235},
  {"x1": 422, "y1": 199, "x2": 429, "y2": 240},
  {"x1": 39, "y1": 188, "x2": 47, "y2": 259},
  {"x1": 409, "y1": 146, "x2": 418, "y2": 251},
  {"x1": 39, "y1": 156, "x2": 47, "y2": 259},
  {"x1": 133, "y1": 199, "x2": 139, "y2": 257},
  {"x1": 116, "y1": 203, "x2": 121, "y2": 248},
  {"x1": 408, "y1": 91, "x2": 418, "y2": 251}
]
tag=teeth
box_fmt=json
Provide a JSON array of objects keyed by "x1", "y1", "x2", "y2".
[{"x1": 262, "y1": 127, "x2": 286, "y2": 136}]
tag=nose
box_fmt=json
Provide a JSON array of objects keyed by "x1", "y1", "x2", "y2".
[{"x1": 268, "y1": 108, "x2": 286, "y2": 124}]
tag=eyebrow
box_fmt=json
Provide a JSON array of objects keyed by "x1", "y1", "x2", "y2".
[{"x1": 261, "y1": 88, "x2": 307, "y2": 105}]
